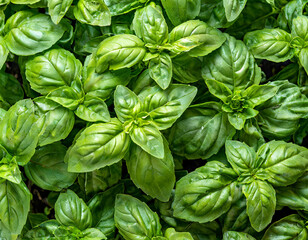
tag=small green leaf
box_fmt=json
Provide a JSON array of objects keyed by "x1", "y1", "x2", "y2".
[
  {"x1": 223, "y1": 0, "x2": 247, "y2": 22},
  {"x1": 244, "y1": 84, "x2": 278, "y2": 107},
  {"x1": 299, "y1": 48, "x2": 308, "y2": 75},
  {"x1": 47, "y1": 86, "x2": 83, "y2": 110},
  {"x1": 0, "y1": 37, "x2": 8, "y2": 70},
  {"x1": 205, "y1": 79, "x2": 232, "y2": 102},
  {"x1": 48, "y1": 0, "x2": 73, "y2": 24},
  {"x1": 149, "y1": 53, "x2": 172, "y2": 90},
  {"x1": 223, "y1": 231, "x2": 256, "y2": 240}
]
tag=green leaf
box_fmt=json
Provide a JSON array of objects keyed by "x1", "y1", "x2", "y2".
[
  {"x1": 161, "y1": 0, "x2": 201, "y2": 26},
  {"x1": 242, "y1": 180, "x2": 276, "y2": 232},
  {"x1": 34, "y1": 97, "x2": 75, "y2": 146},
  {"x1": 258, "y1": 141, "x2": 308, "y2": 186},
  {"x1": 173, "y1": 161, "x2": 237, "y2": 223},
  {"x1": 24, "y1": 143, "x2": 77, "y2": 191},
  {"x1": 82, "y1": 228, "x2": 107, "y2": 239},
  {"x1": 291, "y1": 15, "x2": 308, "y2": 41},
  {"x1": 139, "y1": 84, "x2": 197, "y2": 130},
  {"x1": 25, "y1": 48, "x2": 82, "y2": 95},
  {"x1": 168, "y1": 20, "x2": 226, "y2": 57},
  {"x1": 95, "y1": 34, "x2": 146, "y2": 73},
  {"x1": 0, "y1": 71, "x2": 24, "y2": 105},
  {"x1": 149, "y1": 53, "x2": 172, "y2": 90},
  {"x1": 169, "y1": 104, "x2": 235, "y2": 159},
  {"x1": 48, "y1": 0, "x2": 73, "y2": 24},
  {"x1": 299, "y1": 48, "x2": 308, "y2": 75},
  {"x1": 10, "y1": 0, "x2": 40, "y2": 3},
  {"x1": 225, "y1": 140, "x2": 257, "y2": 175},
  {"x1": 104, "y1": 0, "x2": 149, "y2": 16},
  {"x1": 132, "y1": 3, "x2": 168, "y2": 45},
  {"x1": 205, "y1": 79, "x2": 232, "y2": 102},
  {"x1": 276, "y1": 172, "x2": 308, "y2": 211},
  {"x1": 262, "y1": 214, "x2": 308, "y2": 240},
  {"x1": 114, "y1": 85, "x2": 141, "y2": 123},
  {"x1": 0, "y1": 180, "x2": 30, "y2": 234},
  {"x1": 66, "y1": 118, "x2": 130, "y2": 172},
  {"x1": 75, "y1": 95, "x2": 110, "y2": 122},
  {"x1": 223, "y1": 0, "x2": 247, "y2": 22},
  {"x1": 130, "y1": 123, "x2": 164, "y2": 159},
  {"x1": 46, "y1": 86, "x2": 83, "y2": 110},
  {"x1": 0, "y1": 99, "x2": 42, "y2": 165},
  {"x1": 78, "y1": 162, "x2": 122, "y2": 196},
  {"x1": 55, "y1": 189, "x2": 92, "y2": 230},
  {"x1": 88, "y1": 184, "x2": 124, "y2": 238},
  {"x1": 227, "y1": 110, "x2": 258, "y2": 130},
  {"x1": 23, "y1": 220, "x2": 60, "y2": 239},
  {"x1": 74, "y1": 0, "x2": 111, "y2": 27},
  {"x1": 0, "y1": 37, "x2": 8, "y2": 70},
  {"x1": 244, "y1": 29, "x2": 294, "y2": 62},
  {"x1": 223, "y1": 231, "x2": 256, "y2": 240},
  {"x1": 202, "y1": 35, "x2": 261, "y2": 91},
  {"x1": 114, "y1": 194, "x2": 163, "y2": 240},
  {"x1": 165, "y1": 228, "x2": 194, "y2": 240},
  {"x1": 244, "y1": 84, "x2": 278, "y2": 107},
  {"x1": 4, "y1": 11, "x2": 66, "y2": 56},
  {"x1": 126, "y1": 138, "x2": 175, "y2": 202},
  {"x1": 0, "y1": 156, "x2": 21, "y2": 184}
]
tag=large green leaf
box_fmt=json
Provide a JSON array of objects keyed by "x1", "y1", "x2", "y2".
[
  {"x1": 242, "y1": 180, "x2": 276, "y2": 232},
  {"x1": 55, "y1": 190, "x2": 92, "y2": 230},
  {"x1": 114, "y1": 194, "x2": 163, "y2": 240},
  {"x1": 244, "y1": 29, "x2": 294, "y2": 62},
  {"x1": 95, "y1": 34, "x2": 146, "y2": 73},
  {"x1": 66, "y1": 118, "x2": 130, "y2": 172},
  {"x1": 257, "y1": 141, "x2": 308, "y2": 186},
  {"x1": 24, "y1": 143, "x2": 77, "y2": 191},
  {"x1": 202, "y1": 35, "x2": 261, "y2": 91},
  {"x1": 25, "y1": 48, "x2": 82, "y2": 95},
  {"x1": 4, "y1": 11, "x2": 66, "y2": 56},
  {"x1": 291, "y1": 15, "x2": 308, "y2": 42},
  {"x1": 74, "y1": 0, "x2": 111, "y2": 27},
  {"x1": 223, "y1": 0, "x2": 247, "y2": 22},
  {"x1": 173, "y1": 161, "x2": 237, "y2": 223},
  {"x1": 126, "y1": 138, "x2": 175, "y2": 202},
  {"x1": 0, "y1": 180, "x2": 30, "y2": 234},
  {"x1": 48, "y1": 0, "x2": 73, "y2": 24},
  {"x1": 262, "y1": 214, "x2": 308, "y2": 240},
  {"x1": 138, "y1": 84, "x2": 197, "y2": 130}
]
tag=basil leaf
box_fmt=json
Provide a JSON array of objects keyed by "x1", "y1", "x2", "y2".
[
  {"x1": 205, "y1": 79, "x2": 232, "y2": 102},
  {"x1": 81, "y1": 228, "x2": 107, "y2": 239},
  {"x1": 66, "y1": 118, "x2": 130, "y2": 172},
  {"x1": 78, "y1": 162, "x2": 122, "y2": 196},
  {"x1": 173, "y1": 161, "x2": 237, "y2": 223},
  {"x1": 105, "y1": 0, "x2": 149, "y2": 16},
  {"x1": 55, "y1": 189, "x2": 92, "y2": 230},
  {"x1": 258, "y1": 141, "x2": 308, "y2": 186},
  {"x1": 223, "y1": 231, "x2": 256, "y2": 240},
  {"x1": 4, "y1": 11, "x2": 66, "y2": 56},
  {"x1": 139, "y1": 84, "x2": 197, "y2": 130},
  {"x1": 114, "y1": 194, "x2": 163, "y2": 240},
  {"x1": 0, "y1": 153, "x2": 21, "y2": 184},
  {"x1": 223, "y1": 0, "x2": 247, "y2": 22},
  {"x1": 244, "y1": 29, "x2": 294, "y2": 62},
  {"x1": 242, "y1": 180, "x2": 276, "y2": 232},
  {"x1": 165, "y1": 228, "x2": 194, "y2": 240},
  {"x1": 24, "y1": 143, "x2": 77, "y2": 191},
  {"x1": 262, "y1": 214, "x2": 308, "y2": 240},
  {"x1": 299, "y1": 48, "x2": 308, "y2": 75},
  {"x1": 126, "y1": 138, "x2": 175, "y2": 202},
  {"x1": 0, "y1": 180, "x2": 30, "y2": 234},
  {"x1": 25, "y1": 48, "x2": 82, "y2": 95},
  {"x1": 75, "y1": 95, "x2": 110, "y2": 123},
  {"x1": 114, "y1": 85, "x2": 141, "y2": 123},
  {"x1": 132, "y1": 3, "x2": 168, "y2": 45},
  {"x1": 23, "y1": 220, "x2": 60, "y2": 239},
  {"x1": 0, "y1": 99, "x2": 42, "y2": 165},
  {"x1": 244, "y1": 84, "x2": 278, "y2": 107},
  {"x1": 95, "y1": 34, "x2": 146, "y2": 73},
  {"x1": 291, "y1": 15, "x2": 308, "y2": 41},
  {"x1": 74, "y1": 0, "x2": 111, "y2": 27},
  {"x1": 202, "y1": 35, "x2": 261, "y2": 91},
  {"x1": 48, "y1": 0, "x2": 73, "y2": 24},
  {"x1": 130, "y1": 123, "x2": 164, "y2": 159},
  {"x1": 88, "y1": 184, "x2": 124, "y2": 238},
  {"x1": 10, "y1": 0, "x2": 40, "y2": 3},
  {"x1": 34, "y1": 97, "x2": 74, "y2": 146},
  {"x1": 168, "y1": 20, "x2": 226, "y2": 57},
  {"x1": 161, "y1": 0, "x2": 201, "y2": 26},
  {"x1": 0, "y1": 71, "x2": 24, "y2": 106},
  {"x1": 149, "y1": 53, "x2": 172, "y2": 90},
  {"x1": 0, "y1": 37, "x2": 8, "y2": 70}
]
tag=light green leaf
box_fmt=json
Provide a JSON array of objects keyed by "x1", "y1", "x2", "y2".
[
  {"x1": 223, "y1": 231, "x2": 256, "y2": 240},
  {"x1": 299, "y1": 48, "x2": 308, "y2": 75},
  {"x1": 55, "y1": 190, "x2": 92, "y2": 230},
  {"x1": 205, "y1": 79, "x2": 232, "y2": 102},
  {"x1": 104, "y1": 0, "x2": 149, "y2": 16},
  {"x1": 24, "y1": 143, "x2": 77, "y2": 191},
  {"x1": 0, "y1": 37, "x2": 8, "y2": 70},
  {"x1": 223, "y1": 0, "x2": 247, "y2": 22},
  {"x1": 0, "y1": 147, "x2": 21, "y2": 184},
  {"x1": 4, "y1": 11, "x2": 66, "y2": 56},
  {"x1": 95, "y1": 34, "x2": 146, "y2": 73},
  {"x1": 126, "y1": 138, "x2": 175, "y2": 202},
  {"x1": 74, "y1": 0, "x2": 111, "y2": 27},
  {"x1": 173, "y1": 161, "x2": 237, "y2": 223},
  {"x1": 291, "y1": 15, "x2": 308, "y2": 41},
  {"x1": 114, "y1": 194, "x2": 163, "y2": 240},
  {"x1": 242, "y1": 180, "x2": 276, "y2": 232},
  {"x1": 165, "y1": 228, "x2": 193, "y2": 240},
  {"x1": 23, "y1": 220, "x2": 60, "y2": 239},
  {"x1": 0, "y1": 180, "x2": 30, "y2": 234},
  {"x1": 48, "y1": 0, "x2": 73, "y2": 24},
  {"x1": 244, "y1": 29, "x2": 294, "y2": 62},
  {"x1": 82, "y1": 228, "x2": 107, "y2": 239},
  {"x1": 202, "y1": 35, "x2": 261, "y2": 91},
  {"x1": 10, "y1": 0, "x2": 40, "y2": 3},
  {"x1": 244, "y1": 84, "x2": 278, "y2": 107},
  {"x1": 168, "y1": 20, "x2": 226, "y2": 57},
  {"x1": 149, "y1": 53, "x2": 172, "y2": 90},
  {"x1": 66, "y1": 118, "x2": 130, "y2": 172}
]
